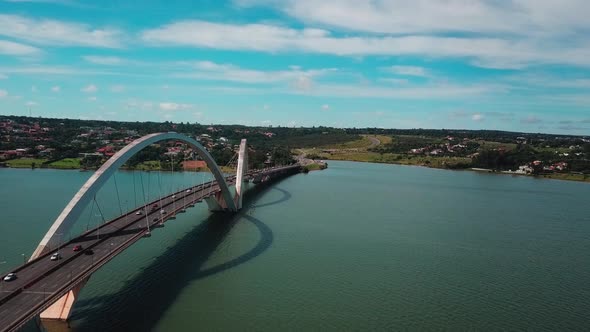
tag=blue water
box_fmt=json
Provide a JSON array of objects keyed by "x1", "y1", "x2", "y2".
[{"x1": 1, "y1": 161, "x2": 589, "y2": 330}]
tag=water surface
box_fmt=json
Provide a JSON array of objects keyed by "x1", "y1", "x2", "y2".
[{"x1": 1, "y1": 162, "x2": 589, "y2": 331}]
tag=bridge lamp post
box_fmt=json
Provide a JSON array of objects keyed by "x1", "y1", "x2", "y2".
[
  {"x1": 56, "y1": 232, "x2": 63, "y2": 255},
  {"x1": 125, "y1": 200, "x2": 129, "y2": 223}
]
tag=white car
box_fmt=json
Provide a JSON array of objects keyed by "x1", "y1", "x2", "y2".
[
  {"x1": 186, "y1": 189, "x2": 191, "y2": 193},
  {"x1": 135, "y1": 210, "x2": 143, "y2": 215},
  {"x1": 172, "y1": 195, "x2": 176, "y2": 199},
  {"x1": 3, "y1": 273, "x2": 16, "y2": 281},
  {"x1": 50, "y1": 252, "x2": 61, "y2": 261},
  {"x1": 160, "y1": 209, "x2": 167, "y2": 214}
]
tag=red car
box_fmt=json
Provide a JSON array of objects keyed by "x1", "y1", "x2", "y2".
[{"x1": 73, "y1": 245, "x2": 83, "y2": 252}]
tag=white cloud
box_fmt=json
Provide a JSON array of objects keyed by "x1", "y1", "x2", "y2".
[
  {"x1": 192, "y1": 80, "x2": 497, "y2": 100},
  {"x1": 521, "y1": 115, "x2": 543, "y2": 124},
  {"x1": 321, "y1": 104, "x2": 330, "y2": 110},
  {"x1": 82, "y1": 55, "x2": 124, "y2": 65},
  {"x1": 504, "y1": 74, "x2": 590, "y2": 89},
  {"x1": 125, "y1": 99, "x2": 154, "y2": 111},
  {"x1": 51, "y1": 85, "x2": 60, "y2": 92},
  {"x1": 472, "y1": 113, "x2": 484, "y2": 121},
  {"x1": 175, "y1": 60, "x2": 333, "y2": 85},
  {"x1": 110, "y1": 85, "x2": 125, "y2": 93},
  {"x1": 87, "y1": 96, "x2": 97, "y2": 101},
  {"x1": 239, "y1": 0, "x2": 590, "y2": 37},
  {"x1": 0, "y1": 89, "x2": 7, "y2": 98},
  {"x1": 31, "y1": 85, "x2": 37, "y2": 92},
  {"x1": 81, "y1": 84, "x2": 98, "y2": 93},
  {"x1": 292, "y1": 75, "x2": 313, "y2": 92},
  {"x1": 141, "y1": 17, "x2": 590, "y2": 68},
  {"x1": 307, "y1": 82, "x2": 495, "y2": 99},
  {"x1": 0, "y1": 73, "x2": 7, "y2": 79},
  {"x1": 0, "y1": 39, "x2": 40, "y2": 56},
  {"x1": 159, "y1": 102, "x2": 193, "y2": 111},
  {"x1": 0, "y1": 65, "x2": 150, "y2": 77},
  {"x1": 380, "y1": 78, "x2": 409, "y2": 84},
  {"x1": 4, "y1": 0, "x2": 77, "y2": 5},
  {"x1": 25, "y1": 101, "x2": 38, "y2": 106},
  {"x1": 0, "y1": 14, "x2": 122, "y2": 47},
  {"x1": 384, "y1": 65, "x2": 428, "y2": 77}
]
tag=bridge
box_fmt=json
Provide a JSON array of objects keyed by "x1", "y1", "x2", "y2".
[{"x1": 0, "y1": 133, "x2": 300, "y2": 332}]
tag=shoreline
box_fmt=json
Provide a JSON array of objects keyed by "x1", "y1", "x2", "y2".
[
  {"x1": 323, "y1": 158, "x2": 590, "y2": 184},
  {"x1": 0, "y1": 165, "x2": 225, "y2": 174},
  {"x1": 2, "y1": 158, "x2": 587, "y2": 184}
]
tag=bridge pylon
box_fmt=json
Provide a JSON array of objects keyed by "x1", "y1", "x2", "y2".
[
  {"x1": 204, "y1": 138, "x2": 247, "y2": 212},
  {"x1": 235, "y1": 139, "x2": 248, "y2": 210}
]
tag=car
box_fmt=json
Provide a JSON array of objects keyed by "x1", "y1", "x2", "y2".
[
  {"x1": 84, "y1": 249, "x2": 94, "y2": 255},
  {"x1": 50, "y1": 252, "x2": 61, "y2": 261},
  {"x1": 186, "y1": 189, "x2": 191, "y2": 193},
  {"x1": 150, "y1": 204, "x2": 158, "y2": 211},
  {"x1": 135, "y1": 210, "x2": 143, "y2": 215},
  {"x1": 160, "y1": 209, "x2": 167, "y2": 214},
  {"x1": 73, "y1": 245, "x2": 83, "y2": 252},
  {"x1": 172, "y1": 194, "x2": 176, "y2": 199},
  {"x1": 3, "y1": 273, "x2": 17, "y2": 282}
]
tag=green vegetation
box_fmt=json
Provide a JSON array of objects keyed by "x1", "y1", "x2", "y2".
[
  {"x1": 132, "y1": 161, "x2": 162, "y2": 171},
  {"x1": 303, "y1": 163, "x2": 327, "y2": 172},
  {"x1": 1, "y1": 115, "x2": 588, "y2": 183},
  {"x1": 320, "y1": 150, "x2": 470, "y2": 168},
  {"x1": 5, "y1": 158, "x2": 47, "y2": 168},
  {"x1": 540, "y1": 173, "x2": 590, "y2": 183},
  {"x1": 48, "y1": 158, "x2": 81, "y2": 169}
]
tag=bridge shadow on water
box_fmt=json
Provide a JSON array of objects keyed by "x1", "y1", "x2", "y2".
[
  {"x1": 65, "y1": 182, "x2": 292, "y2": 332},
  {"x1": 251, "y1": 187, "x2": 291, "y2": 209}
]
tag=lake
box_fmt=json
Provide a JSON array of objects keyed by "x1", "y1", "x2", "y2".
[{"x1": 1, "y1": 161, "x2": 589, "y2": 331}]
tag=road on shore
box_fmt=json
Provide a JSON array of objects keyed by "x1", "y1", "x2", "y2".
[{"x1": 366, "y1": 136, "x2": 381, "y2": 148}]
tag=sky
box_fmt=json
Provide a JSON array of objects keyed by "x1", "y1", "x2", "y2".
[{"x1": 0, "y1": 0, "x2": 589, "y2": 134}]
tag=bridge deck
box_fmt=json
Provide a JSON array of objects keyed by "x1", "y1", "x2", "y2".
[{"x1": 0, "y1": 165, "x2": 300, "y2": 332}]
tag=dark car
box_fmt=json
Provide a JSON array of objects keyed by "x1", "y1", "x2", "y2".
[
  {"x1": 84, "y1": 249, "x2": 94, "y2": 255},
  {"x1": 73, "y1": 245, "x2": 83, "y2": 252}
]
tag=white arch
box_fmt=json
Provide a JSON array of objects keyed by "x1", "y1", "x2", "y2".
[{"x1": 31, "y1": 132, "x2": 237, "y2": 259}]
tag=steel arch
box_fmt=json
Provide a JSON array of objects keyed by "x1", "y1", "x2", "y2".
[{"x1": 31, "y1": 132, "x2": 236, "y2": 259}]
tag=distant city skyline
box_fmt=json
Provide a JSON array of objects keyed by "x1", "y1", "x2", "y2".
[{"x1": 0, "y1": 0, "x2": 589, "y2": 135}]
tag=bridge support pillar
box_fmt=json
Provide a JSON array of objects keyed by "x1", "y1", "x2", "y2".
[
  {"x1": 204, "y1": 138, "x2": 247, "y2": 213},
  {"x1": 235, "y1": 139, "x2": 248, "y2": 210},
  {"x1": 204, "y1": 191, "x2": 228, "y2": 211},
  {"x1": 39, "y1": 277, "x2": 89, "y2": 330}
]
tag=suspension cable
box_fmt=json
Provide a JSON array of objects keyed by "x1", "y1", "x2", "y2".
[
  {"x1": 225, "y1": 152, "x2": 237, "y2": 168},
  {"x1": 133, "y1": 171, "x2": 137, "y2": 208},
  {"x1": 158, "y1": 159, "x2": 163, "y2": 208},
  {"x1": 139, "y1": 171, "x2": 150, "y2": 231},
  {"x1": 86, "y1": 197, "x2": 95, "y2": 231},
  {"x1": 171, "y1": 154, "x2": 176, "y2": 213},
  {"x1": 146, "y1": 169, "x2": 151, "y2": 203},
  {"x1": 93, "y1": 195, "x2": 106, "y2": 224},
  {"x1": 113, "y1": 173, "x2": 123, "y2": 216}
]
